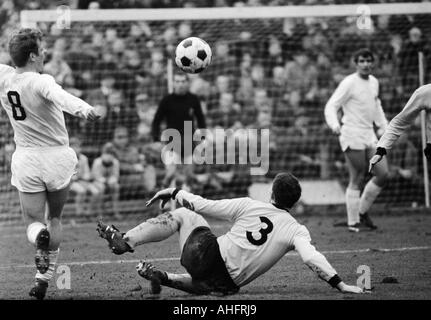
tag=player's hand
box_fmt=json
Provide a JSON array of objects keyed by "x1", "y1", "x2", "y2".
[
  {"x1": 337, "y1": 282, "x2": 364, "y2": 294},
  {"x1": 424, "y1": 143, "x2": 431, "y2": 159},
  {"x1": 146, "y1": 187, "x2": 176, "y2": 209},
  {"x1": 87, "y1": 108, "x2": 101, "y2": 121}
]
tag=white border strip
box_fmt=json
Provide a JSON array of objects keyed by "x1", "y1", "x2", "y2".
[
  {"x1": 21, "y1": 3, "x2": 431, "y2": 26},
  {"x1": 1, "y1": 245, "x2": 429, "y2": 270}
]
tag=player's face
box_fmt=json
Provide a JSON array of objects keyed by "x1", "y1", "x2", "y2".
[
  {"x1": 174, "y1": 75, "x2": 189, "y2": 95},
  {"x1": 355, "y1": 55, "x2": 373, "y2": 77},
  {"x1": 32, "y1": 39, "x2": 47, "y2": 72}
]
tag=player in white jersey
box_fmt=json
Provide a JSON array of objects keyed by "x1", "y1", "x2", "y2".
[
  {"x1": 324, "y1": 48, "x2": 389, "y2": 232},
  {"x1": 369, "y1": 84, "x2": 431, "y2": 170},
  {"x1": 0, "y1": 28, "x2": 100, "y2": 299},
  {"x1": 97, "y1": 172, "x2": 363, "y2": 295}
]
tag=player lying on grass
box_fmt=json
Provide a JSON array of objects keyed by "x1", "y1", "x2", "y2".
[
  {"x1": 369, "y1": 84, "x2": 431, "y2": 172},
  {"x1": 0, "y1": 28, "x2": 100, "y2": 300},
  {"x1": 97, "y1": 172, "x2": 363, "y2": 295}
]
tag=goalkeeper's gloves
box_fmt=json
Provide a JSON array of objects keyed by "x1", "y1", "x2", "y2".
[{"x1": 424, "y1": 143, "x2": 431, "y2": 159}]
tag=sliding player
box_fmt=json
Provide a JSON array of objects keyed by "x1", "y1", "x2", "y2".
[
  {"x1": 0, "y1": 28, "x2": 100, "y2": 299},
  {"x1": 324, "y1": 48, "x2": 389, "y2": 232},
  {"x1": 97, "y1": 172, "x2": 363, "y2": 296},
  {"x1": 369, "y1": 84, "x2": 431, "y2": 170}
]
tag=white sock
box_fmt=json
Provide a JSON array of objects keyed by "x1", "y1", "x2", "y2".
[
  {"x1": 346, "y1": 188, "x2": 360, "y2": 225},
  {"x1": 35, "y1": 248, "x2": 60, "y2": 283},
  {"x1": 359, "y1": 180, "x2": 382, "y2": 214},
  {"x1": 27, "y1": 222, "x2": 46, "y2": 245}
]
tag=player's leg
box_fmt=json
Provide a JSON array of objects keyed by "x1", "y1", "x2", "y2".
[
  {"x1": 30, "y1": 185, "x2": 71, "y2": 296},
  {"x1": 343, "y1": 148, "x2": 367, "y2": 231},
  {"x1": 136, "y1": 210, "x2": 226, "y2": 296},
  {"x1": 97, "y1": 205, "x2": 210, "y2": 254},
  {"x1": 20, "y1": 191, "x2": 48, "y2": 251},
  {"x1": 19, "y1": 191, "x2": 51, "y2": 300},
  {"x1": 136, "y1": 261, "x2": 212, "y2": 295},
  {"x1": 45, "y1": 185, "x2": 70, "y2": 250},
  {"x1": 358, "y1": 147, "x2": 389, "y2": 229},
  {"x1": 124, "y1": 207, "x2": 209, "y2": 251}
]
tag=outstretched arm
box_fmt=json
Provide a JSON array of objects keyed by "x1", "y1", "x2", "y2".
[
  {"x1": 293, "y1": 233, "x2": 363, "y2": 294},
  {"x1": 377, "y1": 86, "x2": 429, "y2": 150},
  {"x1": 146, "y1": 188, "x2": 251, "y2": 221},
  {"x1": 37, "y1": 74, "x2": 99, "y2": 121},
  {"x1": 370, "y1": 84, "x2": 431, "y2": 172}
]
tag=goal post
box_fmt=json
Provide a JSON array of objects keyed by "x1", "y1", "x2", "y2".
[
  {"x1": 418, "y1": 51, "x2": 430, "y2": 208},
  {"x1": 19, "y1": 3, "x2": 431, "y2": 25},
  {"x1": 1, "y1": 3, "x2": 429, "y2": 224}
]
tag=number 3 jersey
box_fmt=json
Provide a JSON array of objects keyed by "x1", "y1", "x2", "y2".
[
  {"x1": 0, "y1": 64, "x2": 93, "y2": 148},
  {"x1": 175, "y1": 190, "x2": 339, "y2": 287}
]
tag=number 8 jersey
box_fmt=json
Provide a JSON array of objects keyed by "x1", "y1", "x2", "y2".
[
  {"x1": 0, "y1": 64, "x2": 93, "y2": 148},
  {"x1": 175, "y1": 190, "x2": 339, "y2": 288}
]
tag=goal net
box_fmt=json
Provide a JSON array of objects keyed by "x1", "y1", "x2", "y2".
[{"x1": 1, "y1": 2, "x2": 430, "y2": 224}]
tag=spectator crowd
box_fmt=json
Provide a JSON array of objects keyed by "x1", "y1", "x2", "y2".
[{"x1": 0, "y1": 0, "x2": 429, "y2": 218}]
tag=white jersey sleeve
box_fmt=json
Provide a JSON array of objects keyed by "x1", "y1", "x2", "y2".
[
  {"x1": 324, "y1": 77, "x2": 352, "y2": 131},
  {"x1": 175, "y1": 190, "x2": 251, "y2": 221},
  {"x1": 374, "y1": 97, "x2": 388, "y2": 134},
  {"x1": 377, "y1": 84, "x2": 431, "y2": 150},
  {"x1": 36, "y1": 74, "x2": 94, "y2": 119},
  {"x1": 293, "y1": 228, "x2": 339, "y2": 285},
  {"x1": 373, "y1": 81, "x2": 388, "y2": 133}
]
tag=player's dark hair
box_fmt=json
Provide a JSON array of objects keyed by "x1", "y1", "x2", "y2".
[
  {"x1": 271, "y1": 172, "x2": 302, "y2": 209},
  {"x1": 353, "y1": 48, "x2": 374, "y2": 63},
  {"x1": 9, "y1": 28, "x2": 43, "y2": 67}
]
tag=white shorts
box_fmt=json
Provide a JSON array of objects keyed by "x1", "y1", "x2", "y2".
[
  {"x1": 339, "y1": 127, "x2": 378, "y2": 152},
  {"x1": 11, "y1": 145, "x2": 78, "y2": 193}
]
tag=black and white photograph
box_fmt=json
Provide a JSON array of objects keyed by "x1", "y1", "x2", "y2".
[{"x1": 0, "y1": 0, "x2": 430, "y2": 314}]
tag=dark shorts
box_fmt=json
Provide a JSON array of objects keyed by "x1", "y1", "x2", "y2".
[{"x1": 181, "y1": 226, "x2": 239, "y2": 295}]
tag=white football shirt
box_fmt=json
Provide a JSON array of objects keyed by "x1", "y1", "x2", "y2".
[
  {"x1": 0, "y1": 64, "x2": 93, "y2": 148},
  {"x1": 377, "y1": 84, "x2": 431, "y2": 150},
  {"x1": 175, "y1": 190, "x2": 338, "y2": 287},
  {"x1": 324, "y1": 72, "x2": 388, "y2": 133}
]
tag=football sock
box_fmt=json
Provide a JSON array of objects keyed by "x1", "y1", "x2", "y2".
[
  {"x1": 346, "y1": 188, "x2": 360, "y2": 225},
  {"x1": 124, "y1": 214, "x2": 179, "y2": 248},
  {"x1": 27, "y1": 222, "x2": 46, "y2": 245},
  {"x1": 359, "y1": 180, "x2": 382, "y2": 215},
  {"x1": 35, "y1": 248, "x2": 60, "y2": 283}
]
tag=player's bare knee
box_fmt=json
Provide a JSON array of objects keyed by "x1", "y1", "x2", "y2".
[
  {"x1": 374, "y1": 171, "x2": 389, "y2": 187},
  {"x1": 171, "y1": 207, "x2": 209, "y2": 229}
]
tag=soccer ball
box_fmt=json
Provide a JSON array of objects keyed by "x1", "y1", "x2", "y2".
[{"x1": 175, "y1": 37, "x2": 212, "y2": 74}]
